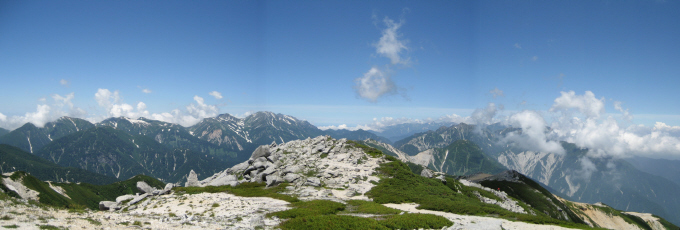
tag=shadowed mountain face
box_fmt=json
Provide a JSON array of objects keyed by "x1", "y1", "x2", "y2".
[
  {"x1": 0, "y1": 144, "x2": 118, "y2": 185},
  {"x1": 367, "y1": 121, "x2": 456, "y2": 143},
  {"x1": 34, "y1": 127, "x2": 225, "y2": 183},
  {"x1": 0, "y1": 117, "x2": 94, "y2": 153},
  {"x1": 409, "y1": 140, "x2": 506, "y2": 176},
  {"x1": 98, "y1": 117, "x2": 239, "y2": 163},
  {"x1": 626, "y1": 156, "x2": 680, "y2": 186},
  {"x1": 323, "y1": 129, "x2": 392, "y2": 145},
  {"x1": 394, "y1": 123, "x2": 503, "y2": 156},
  {"x1": 0, "y1": 128, "x2": 9, "y2": 137}
]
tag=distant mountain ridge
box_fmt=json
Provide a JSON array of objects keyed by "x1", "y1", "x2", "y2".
[
  {"x1": 0, "y1": 144, "x2": 118, "y2": 185},
  {"x1": 368, "y1": 121, "x2": 456, "y2": 142},
  {"x1": 35, "y1": 126, "x2": 225, "y2": 183},
  {"x1": 0, "y1": 117, "x2": 94, "y2": 153}
]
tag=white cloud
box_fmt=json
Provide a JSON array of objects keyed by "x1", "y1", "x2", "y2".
[
  {"x1": 375, "y1": 17, "x2": 409, "y2": 65},
  {"x1": 489, "y1": 87, "x2": 505, "y2": 99},
  {"x1": 0, "y1": 93, "x2": 88, "y2": 129},
  {"x1": 614, "y1": 101, "x2": 632, "y2": 121},
  {"x1": 545, "y1": 91, "x2": 680, "y2": 159},
  {"x1": 94, "y1": 88, "x2": 149, "y2": 119},
  {"x1": 318, "y1": 124, "x2": 373, "y2": 131},
  {"x1": 514, "y1": 43, "x2": 522, "y2": 49},
  {"x1": 142, "y1": 88, "x2": 152, "y2": 94},
  {"x1": 532, "y1": 56, "x2": 538, "y2": 61},
  {"x1": 502, "y1": 110, "x2": 566, "y2": 154},
  {"x1": 354, "y1": 67, "x2": 396, "y2": 102},
  {"x1": 209, "y1": 91, "x2": 223, "y2": 99},
  {"x1": 550, "y1": 91, "x2": 605, "y2": 119},
  {"x1": 60, "y1": 79, "x2": 69, "y2": 86},
  {"x1": 470, "y1": 103, "x2": 500, "y2": 125}
]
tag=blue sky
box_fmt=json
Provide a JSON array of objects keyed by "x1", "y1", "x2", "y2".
[{"x1": 1, "y1": 0, "x2": 680, "y2": 132}]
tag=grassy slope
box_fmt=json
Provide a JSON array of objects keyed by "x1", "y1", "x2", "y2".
[
  {"x1": 2, "y1": 171, "x2": 164, "y2": 210},
  {"x1": 366, "y1": 159, "x2": 595, "y2": 229}
]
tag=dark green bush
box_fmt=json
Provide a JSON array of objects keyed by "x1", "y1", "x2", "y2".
[
  {"x1": 268, "y1": 200, "x2": 345, "y2": 219},
  {"x1": 379, "y1": 213, "x2": 452, "y2": 229}
]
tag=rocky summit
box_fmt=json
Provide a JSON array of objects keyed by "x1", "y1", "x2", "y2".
[{"x1": 192, "y1": 135, "x2": 384, "y2": 201}]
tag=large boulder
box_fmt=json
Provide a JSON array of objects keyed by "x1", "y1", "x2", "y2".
[
  {"x1": 305, "y1": 177, "x2": 321, "y2": 187},
  {"x1": 207, "y1": 174, "x2": 238, "y2": 187},
  {"x1": 116, "y1": 195, "x2": 135, "y2": 203},
  {"x1": 266, "y1": 175, "x2": 284, "y2": 187},
  {"x1": 137, "y1": 181, "x2": 155, "y2": 194},
  {"x1": 185, "y1": 170, "x2": 199, "y2": 187},
  {"x1": 99, "y1": 201, "x2": 119, "y2": 211},
  {"x1": 283, "y1": 173, "x2": 301, "y2": 182},
  {"x1": 250, "y1": 146, "x2": 271, "y2": 160}
]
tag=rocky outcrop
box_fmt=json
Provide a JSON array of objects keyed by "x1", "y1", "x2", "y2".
[
  {"x1": 190, "y1": 135, "x2": 386, "y2": 201},
  {"x1": 1, "y1": 177, "x2": 39, "y2": 201},
  {"x1": 98, "y1": 181, "x2": 174, "y2": 211},
  {"x1": 459, "y1": 179, "x2": 527, "y2": 214}
]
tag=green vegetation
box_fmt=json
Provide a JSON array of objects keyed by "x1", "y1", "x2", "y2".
[
  {"x1": 278, "y1": 215, "x2": 388, "y2": 230},
  {"x1": 380, "y1": 213, "x2": 453, "y2": 229},
  {"x1": 366, "y1": 160, "x2": 594, "y2": 229},
  {"x1": 346, "y1": 140, "x2": 383, "y2": 158},
  {"x1": 479, "y1": 175, "x2": 584, "y2": 223},
  {"x1": 173, "y1": 182, "x2": 299, "y2": 203},
  {"x1": 2, "y1": 225, "x2": 19, "y2": 229},
  {"x1": 271, "y1": 200, "x2": 451, "y2": 230},
  {"x1": 37, "y1": 225, "x2": 63, "y2": 230},
  {"x1": 653, "y1": 215, "x2": 680, "y2": 230},
  {"x1": 344, "y1": 200, "x2": 400, "y2": 215},
  {"x1": 1, "y1": 171, "x2": 164, "y2": 210},
  {"x1": 268, "y1": 200, "x2": 345, "y2": 219}
]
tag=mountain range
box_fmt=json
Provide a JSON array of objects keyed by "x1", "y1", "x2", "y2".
[
  {"x1": 0, "y1": 111, "x2": 679, "y2": 226},
  {"x1": 2, "y1": 135, "x2": 676, "y2": 230}
]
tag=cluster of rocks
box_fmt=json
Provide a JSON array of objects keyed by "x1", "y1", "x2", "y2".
[
  {"x1": 98, "y1": 181, "x2": 174, "y2": 211},
  {"x1": 420, "y1": 168, "x2": 447, "y2": 183},
  {"x1": 188, "y1": 135, "x2": 385, "y2": 200},
  {"x1": 458, "y1": 179, "x2": 528, "y2": 214}
]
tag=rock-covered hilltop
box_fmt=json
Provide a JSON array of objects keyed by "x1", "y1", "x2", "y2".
[{"x1": 189, "y1": 135, "x2": 384, "y2": 200}]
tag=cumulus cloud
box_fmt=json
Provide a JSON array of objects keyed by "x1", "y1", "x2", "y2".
[
  {"x1": 470, "y1": 103, "x2": 500, "y2": 125},
  {"x1": 550, "y1": 91, "x2": 605, "y2": 119},
  {"x1": 60, "y1": 79, "x2": 69, "y2": 86},
  {"x1": 544, "y1": 91, "x2": 680, "y2": 159},
  {"x1": 94, "y1": 89, "x2": 149, "y2": 119},
  {"x1": 354, "y1": 16, "x2": 411, "y2": 102},
  {"x1": 354, "y1": 67, "x2": 397, "y2": 102},
  {"x1": 318, "y1": 124, "x2": 373, "y2": 131},
  {"x1": 142, "y1": 89, "x2": 152, "y2": 94},
  {"x1": 502, "y1": 110, "x2": 566, "y2": 154},
  {"x1": 514, "y1": 43, "x2": 522, "y2": 49},
  {"x1": 0, "y1": 93, "x2": 88, "y2": 129},
  {"x1": 375, "y1": 17, "x2": 409, "y2": 65},
  {"x1": 489, "y1": 87, "x2": 504, "y2": 99},
  {"x1": 148, "y1": 95, "x2": 219, "y2": 127},
  {"x1": 209, "y1": 91, "x2": 223, "y2": 99}
]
